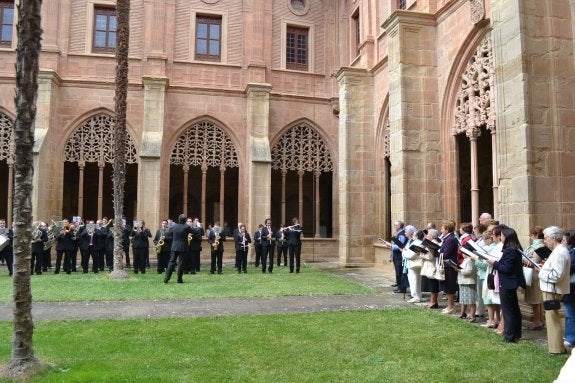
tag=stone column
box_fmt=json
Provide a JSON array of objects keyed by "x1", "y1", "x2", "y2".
[
  {"x1": 137, "y1": 77, "x2": 168, "y2": 228},
  {"x1": 382, "y1": 12, "x2": 440, "y2": 228},
  {"x1": 32, "y1": 70, "x2": 61, "y2": 222},
  {"x1": 491, "y1": 0, "x2": 575, "y2": 232},
  {"x1": 336, "y1": 67, "x2": 375, "y2": 266},
  {"x1": 245, "y1": 83, "x2": 272, "y2": 233}
]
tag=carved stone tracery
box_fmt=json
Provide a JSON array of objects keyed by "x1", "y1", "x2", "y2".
[
  {"x1": 469, "y1": 0, "x2": 486, "y2": 25},
  {"x1": 0, "y1": 113, "x2": 14, "y2": 163},
  {"x1": 453, "y1": 35, "x2": 496, "y2": 138},
  {"x1": 64, "y1": 113, "x2": 138, "y2": 164},
  {"x1": 169, "y1": 120, "x2": 239, "y2": 169},
  {"x1": 271, "y1": 124, "x2": 333, "y2": 173}
]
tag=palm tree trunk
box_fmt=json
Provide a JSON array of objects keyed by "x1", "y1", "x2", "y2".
[
  {"x1": 110, "y1": 0, "x2": 130, "y2": 279},
  {"x1": 1, "y1": 0, "x2": 43, "y2": 378}
]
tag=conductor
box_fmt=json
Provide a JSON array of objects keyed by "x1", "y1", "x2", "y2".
[{"x1": 164, "y1": 214, "x2": 193, "y2": 284}]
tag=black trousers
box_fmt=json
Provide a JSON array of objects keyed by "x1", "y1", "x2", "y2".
[
  {"x1": 157, "y1": 250, "x2": 170, "y2": 273},
  {"x1": 1, "y1": 250, "x2": 13, "y2": 276},
  {"x1": 190, "y1": 250, "x2": 201, "y2": 272},
  {"x1": 277, "y1": 245, "x2": 288, "y2": 266},
  {"x1": 288, "y1": 244, "x2": 301, "y2": 273},
  {"x1": 392, "y1": 253, "x2": 403, "y2": 286},
  {"x1": 165, "y1": 250, "x2": 187, "y2": 282},
  {"x1": 43, "y1": 248, "x2": 52, "y2": 270},
  {"x1": 261, "y1": 245, "x2": 274, "y2": 273},
  {"x1": 237, "y1": 248, "x2": 248, "y2": 272},
  {"x1": 133, "y1": 247, "x2": 148, "y2": 273},
  {"x1": 254, "y1": 244, "x2": 262, "y2": 267},
  {"x1": 210, "y1": 250, "x2": 223, "y2": 273},
  {"x1": 500, "y1": 288, "x2": 522, "y2": 342},
  {"x1": 81, "y1": 246, "x2": 99, "y2": 272},
  {"x1": 55, "y1": 250, "x2": 73, "y2": 273},
  {"x1": 31, "y1": 250, "x2": 43, "y2": 274}
]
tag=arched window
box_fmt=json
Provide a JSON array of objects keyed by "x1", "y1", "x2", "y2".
[
  {"x1": 168, "y1": 120, "x2": 239, "y2": 226},
  {"x1": 0, "y1": 112, "x2": 14, "y2": 222},
  {"x1": 63, "y1": 113, "x2": 138, "y2": 221},
  {"x1": 271, "y1": 123, "x2": 333, "y2": 237}
]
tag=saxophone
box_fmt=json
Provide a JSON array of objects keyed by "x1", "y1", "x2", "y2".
[
  {"x1": 212, "y1": 228, "x2": 221, "y2": 250},
  {"x1": 156, "y1": 228, "x2": 167, "y2": 254}
]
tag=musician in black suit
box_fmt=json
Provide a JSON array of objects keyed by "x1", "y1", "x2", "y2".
[
  {"x1": 253, "y1": 224, "x2": 263, "y2": 268},
  {"x1": 232, "y1": 222, "x2": 242, "y2": 270},
  {"x1": 189, "y1": 218, "x2": 204, "y2": 273},
  {"x1": 154, "y1": 220, "x2": 172, "y2": 274},
  {"x1": 164, "y1": 214, "x2": 193, "y2": 283},
  {"x1": 261, "y1": 218, "x2": 276, "y2": 273},
  {"x1": 208, "y1": 221, "x2": 226, "y2": 274},
  {"x1": 122, "y1": 219, "x2": 131, "y2": 267},
  {"x1": 77, "y1": 221, "x2": 99, "y2": 273},
  {"x1": 131, "y1": 220, "x2": 152, "y2": 274},
  {"x1": 100, "y1": 218, "x2": 114, "y2": 271},
  {"x1": 276, "y1": 224, "x2": 288, "y2": 267},
  {"x1": 235, "y1": 224, "x2": 251, "y2": 273},
  {"x1": 55, "y1": 219, "x2": 76, "y2": 274},
  {"x1": 285, "y1": 218, "x2": 302, "y2": 273},
  {"x1": 30, "y1": 221, "x2": 47, "y2": 275},
  {"x1": 0, "y1": 218, "x2": 14, "y2": 276},
  {"x1": 93, "y1": 220, "x2": 106, "y2": 271}
]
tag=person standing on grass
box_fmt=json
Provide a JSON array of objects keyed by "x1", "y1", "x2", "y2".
[
  {"x1": 235, "y1": 224, "x2": 251, "y2": 273},
  {"x1": 523, "y1": 226, "x2": 545, "y2": 331},
  {"x1": 563, "y1": 230, "x2": 575, "y2": 353},
  {"x1": 440, "y1": 220, "x2": 459, "y2": 314},
  {"x1": 487, "y1": 227, "x2": 526, "y2": 343},
  {"x1": 164, "y1": 214, "x2": 193, "y2": 284},
  {"x1": 285, "y1": 217, "x2": 302, "y2": 274}
]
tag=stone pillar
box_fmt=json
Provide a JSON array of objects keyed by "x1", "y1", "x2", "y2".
[
  {"x1": 245, "y1": 83, "x2": 272, "y2": 233},
  {"x1": 137, "y1": 77, "x2": 168, "y2": 228},
  {"x1": 336, "y1": 67, "x2": 375, "y2": 266},
  {"x1": 491, "y1": 0, "x2": 575, "y2": 232},
  {"x1": 32, "y1": 70, "x2": 61, "y2": 222},
  {"x1": 382, "y1": 12, "x2": 440, "y2": 228}
]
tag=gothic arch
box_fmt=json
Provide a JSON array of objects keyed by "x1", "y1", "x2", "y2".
[
  {"x1": 271, "y1": 118, "x2": 336, "y2": 163},
  {"x1": 271, "y1": 120, "x2": 334, "y2": 237},
  {"x1": 442, "y1": 27, "x2": 497, "y2": 224},
  {"x1": 168, "y1": 118, "x2": 240, "y2": 226}
]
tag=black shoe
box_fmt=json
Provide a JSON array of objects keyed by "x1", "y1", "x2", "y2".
[
  {"x1": 393, "y1": 289, "x2": 406, "y2": 293},
  {"x1": 290, "y1": 269, "x2": 294, "y2": 273},
  {"x1": 391, "y1": 284, "x2": 398, "y2": 287},
  {"x1": 218, "y1": 271, "x2": 222, "y2": 275},
  {"x1": 177, "y1": 279, "x2": 183, "y2": 284},
  {"x1": 164, "y1": 278, "x2": 169, "y2": 283},
  {"x1": 296, "y1": 270, "x2": 300, "y2": 273},
  {"x1": 210, "y1": 271, "x2": 215, "y2": 274},
  {"x1": 243, "y1": 270, "x2": 247, "y2": 273}
]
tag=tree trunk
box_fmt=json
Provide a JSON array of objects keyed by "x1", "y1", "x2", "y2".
[
  {"x1": 1, "y1": 0, "x2": 43, "y2": 379},
  {"x1": 109, "y1": 0, "x2": 130, "y2": 279}
]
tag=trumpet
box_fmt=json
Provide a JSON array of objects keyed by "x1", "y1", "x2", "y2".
[{"x1": 188, "y1": 233, "x2": 192, "y2": 246}]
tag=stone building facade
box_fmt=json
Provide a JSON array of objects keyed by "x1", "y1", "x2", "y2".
[{"x1": 0, "y1": 0, "x2": 573, "y2": 266}]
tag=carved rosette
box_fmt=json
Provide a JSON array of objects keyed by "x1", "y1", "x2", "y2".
[
  {"x1": 470, "y1": 0, "x2": 485, "y2": 25},
  {"x1": 64, "y1": 113, "x2": 138, "y2": 164},
  {"x1": 169, "y1": 120, "x2": 238, "y2": 169},
  {"x1": 0, "y1": 113, "x2": 14, "y2": 162},
  {"x1": 271, "y1": 124, "x2": 333, "y2": 173},
  {"x1": 453, "y1": 35, "x2": 496, "y2": 138}
]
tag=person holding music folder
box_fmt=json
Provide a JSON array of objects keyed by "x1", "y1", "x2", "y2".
[
  {"x1": 439, "y1": 220, "x2": 459, "y2": 314},
  {"x1": 469, "y1": 230, "x2": 500, "y2": 328},
  {"x1": 403, "y1": 226, "x2": 421, "y2": 303},
  {"x1": 164, "y1": 214, "x2": 194, "y2": 283},
  {"x1": 539, "y1": 226, "x2": 571, "y2": 354},
  {"x1": 285, "y1": 218, "x2": 302, "y2": 273},
  {"x1": 276, "y1": 224, "x2": 288, "y2": 267},
  {"x1": 486, "y1": 227, "x2": 526, "y2": 343},
  {"x1": 235, "y1": 224, "x2": 251, "y2": 273},
  {"x1": 523, "y1": 226, "x2": 545, "y2": 331},
  {"x1": 456, "y1": 247, "x2": 478, "y2": 321},
  {"x1": 208, "y1": 221, "x2": 226, "y2": 274},
  {"x1": 421, "y1": 229, "x2": 441, "y2": 309},
  {"x1": 0, "y1": 219, "x2": 13, "y2": 276},
  {"x1": 253, "y1": 224, "x2": 264, "y2": 268},
  {"x1": 563, "y1": 230, "x2": 575, "y2": 353},
  {"x1": 391, "y1": 221, "x2": 408, "y2": 291}
]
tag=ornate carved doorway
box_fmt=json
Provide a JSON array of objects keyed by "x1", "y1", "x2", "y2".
[
  {"x1": 271, "y1": 123, "x2": 333, "y2": 238},
  {"x1": 63, "y1": 113, "x2": 138, "y2": 221},
  {"x1": 0, "y1": 112, "x2": 14, "y2": 224},
  {"x1": 168, "y1": 120, "x2": 239, "y2": 227}
]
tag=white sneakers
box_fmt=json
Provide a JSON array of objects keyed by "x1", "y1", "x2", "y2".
[{"x1": 407, "y1": 297, "x2": 421, "y2": 303}]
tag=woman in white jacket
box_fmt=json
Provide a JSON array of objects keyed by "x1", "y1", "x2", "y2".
[{"x1": 539, "y1": 226, "x2": 571, "y2": 354}]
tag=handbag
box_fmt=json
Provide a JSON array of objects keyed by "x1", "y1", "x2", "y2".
[
  {"x1": 433, "y1": 253, "x2": 445, "y2": 281},
  {"x1": 543, "y1": 299, "x2": 561, "y2": 311},
  {"x1": 408, "y1": 257, "x2": 423, "y2": 270},
  {"x1": 523, "y1": 266, "x2": 533, "y2": 287},
  {"x1": 421, "y1": 259, "x2": 436, "y2": 279},
  {"x1": 487, "y1": 269, "x2": 495, "y2": 290}
]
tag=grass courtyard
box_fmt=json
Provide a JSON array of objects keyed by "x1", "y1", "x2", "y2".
[{"x1": 0, "y1": 265, "x2": 569, "y2": 382}]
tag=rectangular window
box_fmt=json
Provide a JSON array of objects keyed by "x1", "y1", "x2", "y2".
[
  {"x1": 286, "y1": 26, "x2": 308, "y2": 71},
  {"x1": 352, "y1": 10, "x2": 360, "y2": 56},
  {"x1": 93, "y1": 6, "x2": 116, "y2": 54},
  {"x1": 0, "y1": 1, "x2": 14, "y2": 48},
  {"x1": 195, "y1": 15, "x2": 221, "y2": 62}
]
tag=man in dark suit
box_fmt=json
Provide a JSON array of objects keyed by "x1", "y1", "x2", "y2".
[
  {"x1": 188, "y1": 218, "x2": 204, "y2": 273},
  {"x1": 131, "y1": 220, "x2": 152, "y2": 274},
  {"x1": 235, "y1": 223, "x2": 251, "y2": 273},
  {"x1": 78, "y1": 221, "x2": 99, "y2": 273},
  {"x1": 164, "y1": 214, "x2": 193, "y2": 283},
  {"x1": 261, "y1": 218, "x2": 276, "y2": 273},
  {"x1": 0, "y1": 218, "x2": 14, "y2": 276},
  {"x1": 208, "y1": 221, "x2": 226, "y2": 274},
  {"x1": 253, "y1": 224, "x2": 263, "y2": 268},
  {"x1": 154, "y1": 219, "x2": 172, "y2": 274},
  {"x1": 55, "y1": 219, "x2": 76, "y2": 274},
  {"x1": 30, "y1": 221, "x2": 48, "y2": 275},
  {"x1": 286, "y1": 218, "x2": 302, "y2": 273},
  {"x1": 122, "y1": 218, "x2": 131, "y2": 267},
  {"x1": 276, "y1": 224, "x2": 288, "y2": 267}
]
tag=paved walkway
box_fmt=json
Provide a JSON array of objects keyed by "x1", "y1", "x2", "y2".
[{"x1": 0, "y1": 261, "x2": 549, "y2": 348}]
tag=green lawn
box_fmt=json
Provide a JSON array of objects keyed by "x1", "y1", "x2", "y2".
[
  {"x1": 0, "y1": 309, "x2": 567, "y2": 383},
  {"x1": 0, "y1": 265, "x2": 373, "y2": 302}
]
